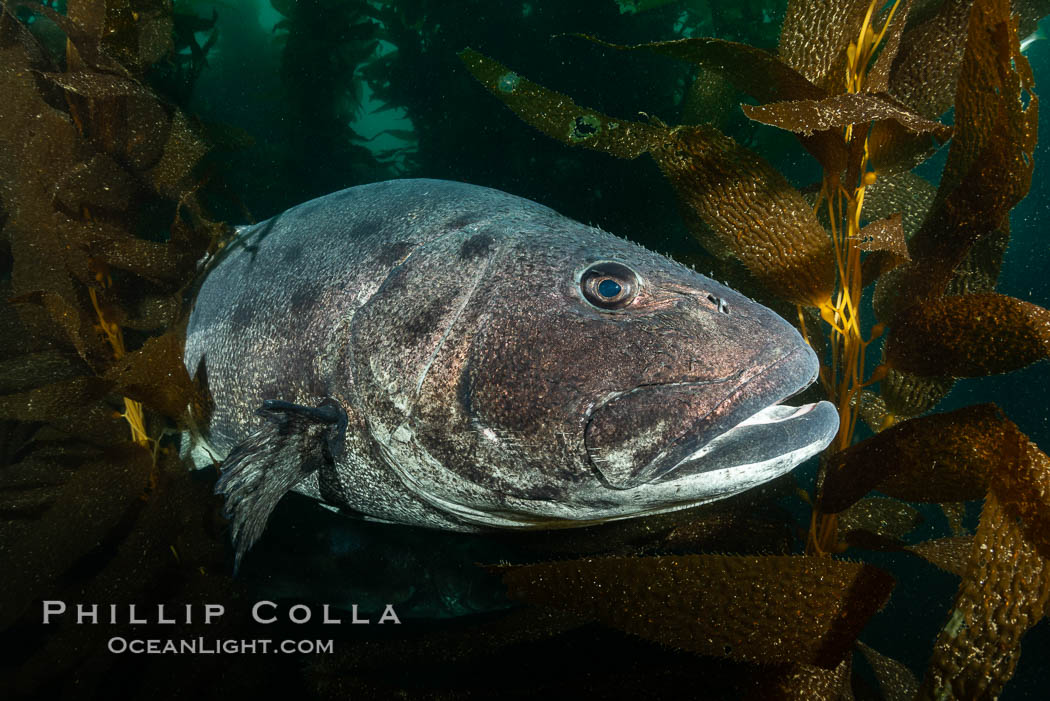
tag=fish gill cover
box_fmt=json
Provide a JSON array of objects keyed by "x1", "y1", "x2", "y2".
[{"x1": 1, "y1": 0, "x2": 1050, "y2": 699}]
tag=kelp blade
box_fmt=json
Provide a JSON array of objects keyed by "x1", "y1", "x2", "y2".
[
  {"x1": 884, "y1": 293, "x2": 1050, "y2": 377},
  {"x1": 496, "y1": 553, "x2": 893, "y2": 669},
  {"x1": 461, "y1": 48, "x2": 835, "y2": 306}
]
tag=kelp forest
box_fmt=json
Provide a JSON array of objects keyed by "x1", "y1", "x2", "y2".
[{"x1": 2, "y1": 0, "x2": 1050, "y2": 699}]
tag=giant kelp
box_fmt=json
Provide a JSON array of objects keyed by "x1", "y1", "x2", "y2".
[
  {"x1": 462, "y1": 0, "x2": 1050, "y2": 697},
  {"x1": 0, "y1": 0, "x2": 269, "y2": 695}
]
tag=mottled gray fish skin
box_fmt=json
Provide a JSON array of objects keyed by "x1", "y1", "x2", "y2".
[{"x1": 184, "y1": 179, "x2": 838, "y2": 563}]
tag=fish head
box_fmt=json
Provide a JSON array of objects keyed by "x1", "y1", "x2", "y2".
[{"x1": 354, "y1": 215, "x2": 838, "y2": 528}]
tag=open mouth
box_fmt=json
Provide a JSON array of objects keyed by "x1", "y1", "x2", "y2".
[
  {"x1": 584, "y1": 345, "x2": 839, "y2": 490},
  {"x1": 650, "y1": 399, "x2": 838, "y2": 485}
]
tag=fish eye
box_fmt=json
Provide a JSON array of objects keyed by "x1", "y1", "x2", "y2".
[{"x1": 579, "y1": 262, "x2": 639, "y2": 310}]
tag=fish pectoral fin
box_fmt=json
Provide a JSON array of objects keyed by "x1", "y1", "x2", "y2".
[{"x1": 215, "y1": 397, "x2": 348, "y2": 572}]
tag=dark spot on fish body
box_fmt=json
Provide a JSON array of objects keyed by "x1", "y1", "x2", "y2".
[
  {"x1": 280, "y1": 245, "x2": 303, "y2": 264},
  {"x1": 446, "y1": 213, "x2": 481, "y2": 231},
  {"x1": 459, "y1": 233, "x2": 495, "y2": 261},
  {"x1": 376, "y1": 240, "x2": 414, "y2": 267},
  {"x1": 405, "y1": 295, "x2": 451, "y2": 338},
  {"x1": 230, "y1": 302, "x2": 256, "y2": 327},
  {"x1": 289, "y1": 286, "x2": 321, "y2": 311}
]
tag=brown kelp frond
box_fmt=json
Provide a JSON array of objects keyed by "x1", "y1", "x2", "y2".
[
  {"x1": 993, "y1": 438, "x2": 1050, "y2": 561},
  {"x1": 884, "y1": 293, "x2": 1050, "y2": 377},
  {"x1": 879, "y1": 367, "x2": 955, "y2": 420},
  {"x1": 777, "y1": 0, "x2": 874, "y2": 93},
  {"x1": 837, "y1": 496, "x2": 922, "y2": 544},
  {"x1": 861, "y1": 170, "x2": 935, "y2": 240},
  {"x1": 102, "y1": 332, "x2": 205, "y2": 422},
  {"x1": 819, "y1": 404, "x2": 1014, "y2": 513},
  {"x1": 737, "y1": 659, "x2": 853, "y2": 700},
  {"x1": 919, "y1": 489, "x2": 1050, "y2": 699},
  {"x1": 494, "y1": 554, "x2": 893, "y2": 669},
  {"x1": 650, "y1": 127, "x2": 835, "y2": 306},
  {"x1": 856, "y1": 641, "x2": 920, "y2": 701},
  {"x1": 853, "y1": 212, "x2": 909, "y2": 261},
  {"x1": 742, "y1": 92, "x2": 951, "y2": 139},
  {"x1": 460, "y1": 48, "x2": 835, "y2": 307},
  {"x1": 0, "y1": 443, "x2": 151, "y2": 629},
  {"x1": 1, "y1": 3, "x2": 216, "y2": 434},
  {"x1": 906, "y1": 536, "x2": 974, "y2": 577},
  {"x1": 863, "y1": 0, "x2": 913, "y2": 94},
  {"x1": 888, "y1": 0, "x2": 974, "y2": 119},
  {"x1": 866, "y1": 118, "x2": 944, "y2": 174},
  {"x1": 458, "y1": 47, "x2": 663, "y2": 159}
]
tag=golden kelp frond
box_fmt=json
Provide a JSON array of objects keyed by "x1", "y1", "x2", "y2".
[
  {"x1": 819, "y1": 404, "x2": 1013, "y2": 512},
  {"x1": 919, "y1": 491, "x2": 1050, "y2": 698},
  {"x1": 838, "y1": 496, "x2": 922, "y2": 543},
  {"x1": 992, "y1": 439, "x2": 1050, "y2": 560},
  {"x1": 884, "y1": 293, "x2": 1050, "y2": 377},
  {"x1": 888, "y1": 0, "x2": 974, "y2": 119},
  {"x1": 940, "y1": 0, "x2": 1036, "y2": 198},
  {"x1": 944, "y1": 223, "x2": 1009, "y2": 296},
  {"x1": 861, "y1": 170, "x2": 935, "y2": 240},
  {"x1": 866, "y1": 118, "x2": 943, "y2": 174},
  {"x1": 906, "y1": 536, "x2": 973, "y2": 577},
  {"x1": 461, "y1": 49, "x2": 836, "y2": 307},
  {"x1": 651, "y1": 126, "x2": 835, "y2": 306},
  {"x1": 742, "y1": 93, "x2": 950, "y2": 139},
  {"x1": 496, "y1": 554, "x2": 893, "y2": 669},
  {"x1": 853, "y1": 212, "x2": 909, "y2": 261},
  {"x1": 777, "y1": 0, "x2": 873, "y2": 92},
  {"x1": 880, "y1": 367, "x2": 954, "y2": 419},
  {"x1": 854, "y1": 388, "x2": 890, "y2": 432},
  {"x1": 102, "y1": 332, "x2": 202, "y2": 422},
  {"x1": 458, "y1": 48, "x2": 664, "y2": 159},
  {"x1": 856, "y1": 641, "x2": 919, "y2": 701}
]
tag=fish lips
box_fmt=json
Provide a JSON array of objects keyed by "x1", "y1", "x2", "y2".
[{"x1": 584, "y1": 345, "x2": 836, "y2": 490}]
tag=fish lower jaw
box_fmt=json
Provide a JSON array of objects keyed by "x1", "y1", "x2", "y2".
[{"x1": 653, "y1": 398, "x2": 839, "y2": 488}]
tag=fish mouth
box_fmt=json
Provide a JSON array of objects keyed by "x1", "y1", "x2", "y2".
[
  {"x1": 584, "y1": 345, "x2": 838, "y2": 490},
  {"x1": 648, "y1": 399, "x2": 838, "y2": 487}
]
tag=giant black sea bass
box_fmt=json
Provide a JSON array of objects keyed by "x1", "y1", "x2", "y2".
[{"x1": 183, "y1": 179, "x2": 839, "y2": 566}]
